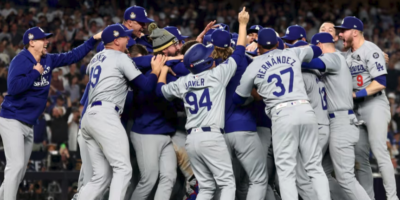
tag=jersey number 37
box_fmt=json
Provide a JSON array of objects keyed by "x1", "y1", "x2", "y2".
[
  {"x1": 268, "y1": 67, "x2": 294, "y2": 97},
  {"x1": 90, "y1": 65, "x2": 102, "y2": 88}
]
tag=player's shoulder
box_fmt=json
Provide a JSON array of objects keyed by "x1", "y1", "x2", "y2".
[{"x1": 361, "y1": 41, "x2": 383, "y2": 56}]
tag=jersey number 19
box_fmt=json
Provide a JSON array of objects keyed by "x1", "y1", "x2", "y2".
[{"x1": 90, "y1": 65, "x2": 102, "y2": 88}]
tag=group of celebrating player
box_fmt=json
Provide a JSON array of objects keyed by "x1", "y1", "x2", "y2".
[{"x1": 0, "y1": 4, "x2": 397, "y2": 200}]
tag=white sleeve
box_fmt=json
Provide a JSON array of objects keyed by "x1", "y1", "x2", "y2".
[
  {"x1": 119, "y1": 54, "x2": 142, "y2": 81},
  {"x1": 213, "y1": 57, "x2": 238, "y2": 86}
]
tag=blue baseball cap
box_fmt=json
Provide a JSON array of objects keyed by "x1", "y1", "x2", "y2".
[
  {"x1": 311, "y1": 33, "x2": 335, "y2": 45},
  {"x1": 231, "y1": 32, "x2": 238, "y2": 39},
  {"x1": 124, "y1": 6, "x2": 154, "y2": 23},
  {"x1": 277, "y1": 38, "x2": 284, "y2": 50},
  {"x1": 203, "y1": 34, "x2": 212, "y2": 45},
  {"x1": 205, "y1": 29, "x2": 215, "y2": 36},
  {"x1": 281, "y1": 25, "x2": 306, "y2": 41},
  {"x1": 215, "y1": 23, "x2": 230, "y2": 32},
  {"x1": 23, "y1": 27, "x2": 53, "y2": 45},
  {"x1": 334, "y1": 16, "x2": 363, "y2": 31},
  {"x1": 248, "y1": 25, "x2": 262, "y2": 34},
  {"x1": 165, "y1": 26, "x2": 188, "y2": 41},
  {"x1": 258, "y1": 28, "x2": 278, "y2": 48},
  {"x1": 184, "y1": 43, "x2": 215, "y2": 74},
  {"x1": 231, "y1": 38, "x2": 237, "y2": 49},
  {"x1": 102, "y1": 24, "x2": 134, "y2": 44},
  {"x1": 286, "y1": 40, "x2": 308, "y2": 48},
  {"x1": 211, "y1": 30, "x2": 231, "y2": 48}
]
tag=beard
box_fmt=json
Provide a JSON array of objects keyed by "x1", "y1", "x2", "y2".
[{"x1": 342, "y1": 36, "x2": 353, "y2": 51}]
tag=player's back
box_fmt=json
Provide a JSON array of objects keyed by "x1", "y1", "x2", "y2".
[
  {"x1": 251, "y1": 47, "x2": 314, "y2": 113},
  {"x1": 320, "y1": 52, "x2": 354, "y2": 112},
  {"x1": 168, "y1": 57, "x2": 237, "y2": 130},
  {"x1": 87, "y1": 49, "x2": 139, "y2": 110},
  {"x1": 302, "y1": 70, "x2": 329, "y2": 125}
]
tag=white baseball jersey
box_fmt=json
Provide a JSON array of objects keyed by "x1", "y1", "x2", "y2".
[
  {"x1": 161, "y1": 57, "x2": 237, "y2": 130},
  {"x1": 343, "y1": 41, "x2": 387, "y2": 91},
  {"x1": 87, "y1": 49, "x2": 141, "y2": 110},
  {"x1": 302, "y1": 70, "x2": 329, "y2": 125},
  {"x1": 236, "y1": 47, "x2": 315, "y2": 115},
  {"x1": 319, "y1": 52, "x2": 354, "y2": 112}
]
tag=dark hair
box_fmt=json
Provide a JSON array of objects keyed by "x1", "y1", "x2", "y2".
[
  {"x1": 180, "y1": 40, "x2": 199, "y2": 55},
  {"x1": 24, "y1": 44, "x2": 30, "y2": 49},
  {"x1": 128, "y1": 44, "x2": 148, "y2": 57},
  {"x1": 261, "y1": 43, "x2": 278, "y2": 49}
]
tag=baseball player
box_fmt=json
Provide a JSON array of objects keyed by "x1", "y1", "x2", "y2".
[
  {"x1": 335, "y1": 16, "x2": 398, "y2": 200},
  {"x1": 77, "y1": 24, "x2": 165, "y2": 200},
  {"x1": 282, "y1": 41, "x2": 330, "y2": 200},
  {"x1": 129, "y1": 27, "x2": 180, "y2": 200},
  {"x1": 97, "y1": 6, "x2": 154, "y2": 52},
  {"x1": 281, "y1": 25, "x2": 307, "y2": 45},
  {"x1": 0, "y1": 26, "x2": 101, "y2": 200},
  {"x1": 302, "y1": 32, "x2": 371, "y2": 199},
  {"x1": 247, "y1": 25, "x2": 262, "y2": 44},
  {"x1": 155, "y1": 7, "x2": 249, "y2": 200},
  {"x1": 234, "y1": 28, "x2": 330, "y2": 200},
  {"x1": 165, "y1": 26, "x2": 189, "y2": 50},
  {"x1": 210, "y1": 28, "x2": 268, "y2": 200}
]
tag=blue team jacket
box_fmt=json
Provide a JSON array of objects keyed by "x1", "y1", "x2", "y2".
[
  {"x1": 1, "y1": 37, "x2": 97, "y2": 125},
  {"x1": 135, "y1": 35, "x2": 153, "y2": 53},
  {"x1": 131, "y1": 61, "x2": 189, "y2": 134},
  {"x1": 225, "y1": 49, "x2": 257, "y2": 133}
]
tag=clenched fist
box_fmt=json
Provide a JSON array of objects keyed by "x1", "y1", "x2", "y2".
[{"x1": 33, "y1": 63, "x2": 44, "y2": 74}]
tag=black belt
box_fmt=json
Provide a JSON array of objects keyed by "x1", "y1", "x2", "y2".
[
  {"x1": 328, "y1": 110, "x2": 354, "y2": 119},
  {"x1": 91, "y1": 101, "x2": 120, "y2": 112},
  {"x1": 354, "y1": 91, "x2": 382, "y2": 104},
  {"x1": 18, "y1": 120, "x2": 33, "y2": 128},
  {"x1": 187, "y1": 127, "x2": 225, "y2": 134}
]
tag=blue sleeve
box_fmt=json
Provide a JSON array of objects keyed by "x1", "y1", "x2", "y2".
[
  {"x1": 171, "y1": 62, "x2": 190, "y2": 77},
  {"x1": 166, "y1": 59, "x2": 181, "y2": 66},
  {"x1": 301, "y1": 58, "x2": 326, "y2": 71},
  {"x1": 156, "y1": 82, "x2": 167, "y2": 99},
  {"x1": 7, "y1": 61, "x2": 41, "y2": 96},
  {"x1": 129, "y1": 73, "x2": 157, "y2": 92},
  {"x1": 373, "y1": 75, "x2": 387, "y2": 87},
  {"x1": 230, "y1": 45, "x2": 245, "y2": 65},
  {"x1": 80, "y1": 82, "x2": 90, "y2": 105},
  {"x1": 49, "y1": 37, "x2": 97, "y2": 68},
  {"x1": 132, "y1": 55, "x2": 153, "y2": 70},
  {"x1": 310, "y1": 45, "x2": 322, "y2": 59},
  {"x1": 96, "y1": 42, "x2": 104, "y2": 52},
  {"x1": 233, "y1": 92, "x2": 247, "y2": 105}
]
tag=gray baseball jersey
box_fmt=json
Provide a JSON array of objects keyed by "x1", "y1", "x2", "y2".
[
  {"x1": 302, "y1": 70, "x2": 329, "y2": 125},
  {"x1": 236, "y1": 47, "x2": 315, "y2": 114},
  {"x1": 319, "y1": 52, "x2": 354, "y2": 112},
  {"x1": 87, "y1": 49, "x2": 141, "y2": 110},
  {"x1": 343, "y1": 41, "x2": 387, "y2": 92},
  {"x1": 161, "y1": 57, "x2": 237, "y2": 130}
]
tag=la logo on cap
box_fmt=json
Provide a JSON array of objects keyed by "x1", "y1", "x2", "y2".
[
  {"x1": 286, "y1": 28, "x2": 290, "y2": 34},
  {"x1": 341, "y1": 19, "x2": 344, "y2": 24},
  {"x1": 267, "y1": 41, "x2": 271, "y2": 45},
  {"x1": 28, "y1": 33, "x2": 34, "y2": 40},
  {"x1": 113, "y1": 30, "x2": 119, "y2": 37},
  {"x1": 144, "y1": 10, "x2": 147, "y2": 17},
  {"x1": 255, "y1": 26, "x2": 260, "y2": 30},
  {"x1": 39, "y1": 27, "x2": 44, "y2": 32},
  {"x1": 130, "y1": 12, "x2": 136, "y2": 19},
  {"x1": 177, "y1": 29, "x2": 181, "y2": 35}
]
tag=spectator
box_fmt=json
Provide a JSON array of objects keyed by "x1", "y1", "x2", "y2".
[
  {"x1": 387, "y1": 56, "x2": 400, "y2": 93},
  {"x1": 10, "y1": 23, "x2": 22, "y2": 47},
  {"x1": 0, "y1": 66, "x2": 7, "y2": 94},
  {"x1": 50, "y1": 69, "x2": 65, "y2": 95},
  {"x1": 32, "y1": 113, "x2": 50, "y2": 151},
  {"x1": 0, "y1": 2, "x2": 17, "y2": 19},
  {"x1": 50, "y1": 96, "x2": 71, "y2": 147},
  {"x1": 0, "y1": 94, "x2": 3, "y2": 112},
  {"x1": 65, "y1": 75, "x2": 80, "y2": 104},
  {"x1": 0, "y1": 25, "x2": 11, "y2": 42},
  {"x1": 67, "y1": 108, "x2": 80, "y2": 151}
]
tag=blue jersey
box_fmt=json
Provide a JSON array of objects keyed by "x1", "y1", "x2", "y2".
[
  {"x1": 135, "y1": 35, "x2": 153, "y2": 53},
  {"x1": 225, "y1": 55, "x2": 257, "y2": 133},
  {"x1": 253, "y1": 101, "x2": 272, "y2": 128},
  {"x1": 1, "y1": 37, "x2": 97, "y2": 125},
  {"x1": 131, "y1": 61, "x2": 189, "y2": 134}
]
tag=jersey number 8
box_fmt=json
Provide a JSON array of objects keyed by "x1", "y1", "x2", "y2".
[
  {"x1": 185, "y1": 88, "x2": 213, "y2": 114},
  {"x1": 90, "y1": 65, "x2": 102, "y2": 88}
]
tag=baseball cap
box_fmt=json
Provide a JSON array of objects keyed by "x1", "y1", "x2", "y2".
[
  {"x1": 184, "y1": 43, "x2": 215, "y2": 74},
  {"x1": 124, "y1": 6, "x2": 154, "y2": 23},
  {"x1": 248, "y1": 25, "x2": 262, "y2": 34},
  {"x1": 165, "y1": 26, "x2": 188, "y2": 41},
  {"x1": 102, "y1": 24, "x2": 134, "y2": 44},
  {"x1": 277, "y1": 38, "x2": 284, "y2": 50},
  {"x1": 203, "y1": 29, "x2": 216, "y2": 45},
  {"x1": 334, "y1": 16, "x2": 363, "y2": 31},
  {"x1": 211, "y1": 30, "x2": 231, "y2": 48},
  {"x1": 231, "y1": 38, "x2": 238, "y2": 49},
  {"x1": 23, "y1": 27, "x2": 53, "y2": 45},
  {"x1": 231, "y1": 33, "x2": 239, "y2": 40},
  {"x1": 215, "y1": 23, "x2": 230, "y2": 32},
  {"x1": 258, "y1": 28, "x2": 278, "y2": 48},
  {"x1": 286, "y1": 40, "x2": 308, "y2": 48},
  {"x1": 311, "y1": 33, "x2": 335, "y2": 45},
  {"x1": 281, "y1": 25, "x2": 306, "y2": 41}
]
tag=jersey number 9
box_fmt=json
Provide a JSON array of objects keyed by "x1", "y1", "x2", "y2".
[
  {"x1": 356, "y1": 75, "x2": 363, "y2": 87},
  {"x1": 90, "y1": 65, "x2": 102, "y2": 88},
  {"x1": 185, "y1": 88, "x2": 213, "y2": 114}
]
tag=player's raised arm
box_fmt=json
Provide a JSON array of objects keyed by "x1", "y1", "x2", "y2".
[{"x1": 229, "y1": 7, "x2": 249, "y2": 65}]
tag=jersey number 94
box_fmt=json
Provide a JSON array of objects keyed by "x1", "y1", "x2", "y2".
[{"x1": 185, "y1": 88, "x2": 213, "y2": 114}]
